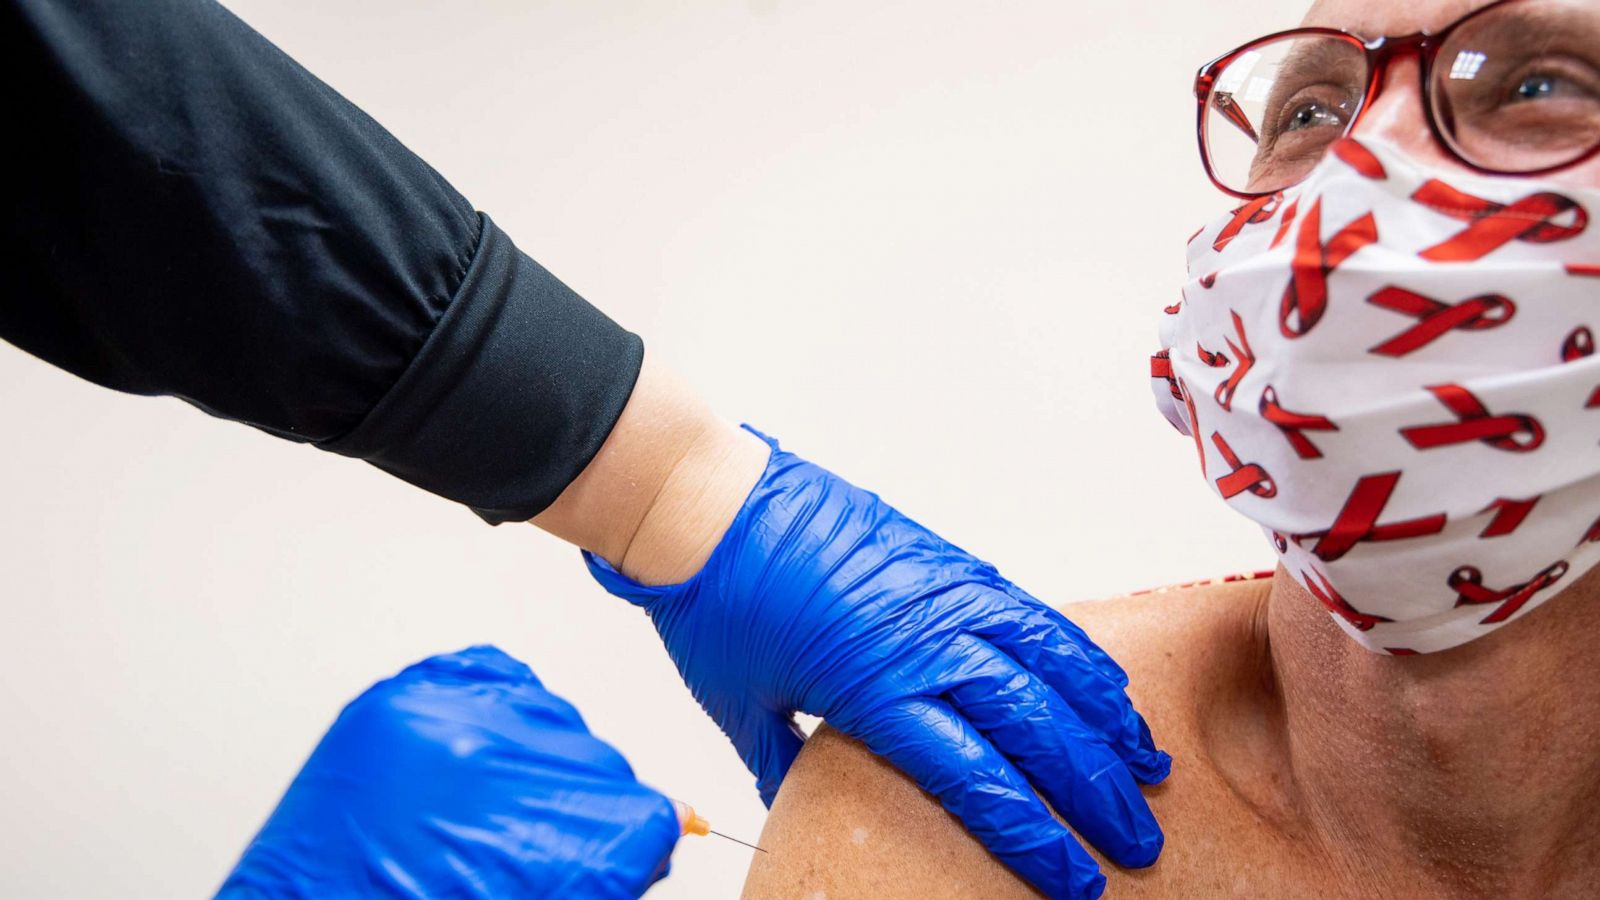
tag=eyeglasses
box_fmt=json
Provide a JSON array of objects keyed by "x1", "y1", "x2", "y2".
[{"x1": 1194, "y1": 0, "x2": 1600, "y2": 198}]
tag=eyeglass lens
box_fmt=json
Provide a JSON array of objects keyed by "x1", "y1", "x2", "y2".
[{"x1": 1203, "y1": 0, "x2": 1600, "y2": 195}]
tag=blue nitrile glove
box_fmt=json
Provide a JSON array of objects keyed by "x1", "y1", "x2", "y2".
[
  {"x1": 585, "y1": 428, "x2": 1172, "y2": 900},
  {"x1": 218, "y1": 646, "x2": 680, "y2": 900}
]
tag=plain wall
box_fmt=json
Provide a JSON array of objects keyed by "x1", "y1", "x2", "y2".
[{"x1": 0, "y1": 1, "x2": 1301, "y2": 896}]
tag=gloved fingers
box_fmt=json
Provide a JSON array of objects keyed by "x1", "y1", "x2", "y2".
[
  {"x1": 973, "y1": 594, "x2": 1171, "y2": 785},
  {"x1": 846, "y1": 697, "x2": 1107, "y2": 900},
  {"x1": 996, "y1": 583, "x2": 1131, "y2": 685},
  {"x1": 350, "y1": 649, "x2": 649, "y2": 783},
  {"x1": 393, "y1": 644, "x2": 541, "y2": 687},
  {"x1": 742, "y1": 713, "x2": 807, "y2": 807},
  {"x1": 941, "y1": 642, "x2": 1164, "y2": 869},
  {"x1": 537, "y1": 784, "x2": 683, "y2": 899}
]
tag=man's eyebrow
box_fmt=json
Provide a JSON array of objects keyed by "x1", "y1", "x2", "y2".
[
  {"x1": 1472, "y1": 7, "x2": 1600, "y2": 52},
  {"x1": 1275, "y1": 39, "x2": 1363, "y2": 92}
]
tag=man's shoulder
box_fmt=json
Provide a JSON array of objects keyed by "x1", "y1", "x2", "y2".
[
  {"x1": 1059, "y1": 572, "x2": 1273, "y2": 687},
  {"x1": 741, "y1": 573, "x2": 1276, "y2": 899}
]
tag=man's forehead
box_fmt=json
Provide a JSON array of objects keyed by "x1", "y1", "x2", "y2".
[{"x1": 1300, "y1": 0, "x2": 1485, "y2": 36}]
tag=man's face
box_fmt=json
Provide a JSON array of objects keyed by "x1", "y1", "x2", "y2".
[{"x1": 1293, "y1": 0, "x2": 1600, "y2": 191}]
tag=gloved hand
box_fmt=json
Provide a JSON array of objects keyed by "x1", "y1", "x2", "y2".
[
  {"x1": 586, "y1": 428, "x2": 1171, "y2": 900},
  {"x1": 218, "y1": 646, "x2": 680, "y2": 899}
]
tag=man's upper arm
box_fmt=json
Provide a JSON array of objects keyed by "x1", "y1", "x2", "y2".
[{"x1": 741, "y1": 725, "x2": 1041, "y2": 899}]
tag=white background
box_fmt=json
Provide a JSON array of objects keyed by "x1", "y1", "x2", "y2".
[{"x1": 0, "y1": 1, "x2": 1294, "y2": 896}]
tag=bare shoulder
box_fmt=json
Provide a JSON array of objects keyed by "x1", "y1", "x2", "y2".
[
  {"x1": 740, "y1": 576, "x2": 1274, "y2": 899},
  {"x1": 1061, "y1": 574, "x2": 1274, "y2": 705}
]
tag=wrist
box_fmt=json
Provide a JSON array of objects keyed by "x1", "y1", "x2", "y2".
[
  {"x1": 619, "y1": 421, "x2": 769, "y2": 585},
  {"x1": 531, "y1": 353, "x2": 769, "y2": 585}
]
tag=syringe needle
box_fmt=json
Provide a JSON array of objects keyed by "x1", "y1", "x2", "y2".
[
  {"x1": 709, "y1": 829, "x2": 768, "y2": 854},
  {"x1": 674, "y1": 799, "x2": 768, "y2": 853}
]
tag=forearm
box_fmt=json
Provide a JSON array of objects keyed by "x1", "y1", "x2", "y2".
[
  {"x1": 4, "y1": 0, "x2": 642, "y2": 523},
  {"x1": 532, "y1": 353, "x2": 771, "y2": 585}
]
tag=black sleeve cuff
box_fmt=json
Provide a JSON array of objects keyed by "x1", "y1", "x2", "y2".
[{"x1": 319, "y1": 214, "x2": 644, "y2": 524}]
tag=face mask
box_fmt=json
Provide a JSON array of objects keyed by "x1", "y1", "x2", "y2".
[{"x1": 1154, "y1": 137, "x2": 1600, "y2": 654}]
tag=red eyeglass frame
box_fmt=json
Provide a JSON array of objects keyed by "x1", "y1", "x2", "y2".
[{"x1": 1192, "y1": 0, "x2": 1600, "y2": 199}]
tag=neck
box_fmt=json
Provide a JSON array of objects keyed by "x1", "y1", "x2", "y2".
[{"x1": 1263, "y1": 566, "x2": 1600, "y2": 897}]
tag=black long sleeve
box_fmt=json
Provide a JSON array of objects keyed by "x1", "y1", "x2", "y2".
[{"x1": 1, "y1": 0, "x2": 643, "y2": 523}]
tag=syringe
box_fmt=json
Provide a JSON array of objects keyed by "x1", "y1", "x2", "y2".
[{"x1": 673, "y1": 800, "x2": 767, "y2": 854}]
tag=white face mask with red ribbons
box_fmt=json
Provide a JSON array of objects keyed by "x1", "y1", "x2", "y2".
[{"x1": 1154, "y1": 137, "x2": 1600, "y2": 654}]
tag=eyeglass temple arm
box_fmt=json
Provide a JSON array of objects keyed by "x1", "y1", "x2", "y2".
[{"x1": 1212, "y1": 92, "x2": 1260, "y2": 144}]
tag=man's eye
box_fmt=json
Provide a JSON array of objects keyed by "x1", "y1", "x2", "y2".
[
  {"x1": 1283, "y1": 101, "x2": 1343, "y2": 132},
  {"x1": 1508, "y1": 73, "x2": 1590, "y2": 103},
  {"x1": 1513, "y1": 74, "x2": 1557, "y2": 102}
]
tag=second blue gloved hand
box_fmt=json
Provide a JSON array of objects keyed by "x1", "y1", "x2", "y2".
[
  {"x1": 586, "y1": 428, "x2": 1172, "y2": 900},
  {"x1": 218, "y1": 646, "x2": 680, "y2": 899}
]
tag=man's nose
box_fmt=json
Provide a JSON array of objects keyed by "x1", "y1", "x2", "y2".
[{"x1": 1348, "y1": 55, "x2": 1461, "y2": 170}]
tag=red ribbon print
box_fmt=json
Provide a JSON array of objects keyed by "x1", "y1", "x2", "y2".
[
  {"x1": 1399, "y1": 384, "x2": 1544, "y2": 453},
  {"x1": 1579, "y1": 513, "x2": 1600, "y2": 546},
  {"x1": 1331, "y1": 139, "x2": 1388, "y2": 180},
  {"x1": 1478, "y1": 496, "x2": 1541, "y2": 538},
  {"x1": 1295, "y1": 472, "x2": 1447, "y2": 563},
  {"x1": 1211, "y1": 431, "x2": 1276, "y2": 499},
  {"x1": 1448, "y1": 561, "x2": 1568, "y2": 624},
  {"x1": 1259, "y1": 385, "x2": 1338, "y2": 459},
  {"x1": 1151, "y1": 351, "x2": 1181, "y2": 403},
  {"x1": 1270, "y1": 198, "x2": 1300, "y2": 249},
  {"x1": 1563, "y1": 326, "x2": 1595, "y2": 362},
  {"x1": 1281, "y1": 198, "x2": 1379, "y2": 338},
  {"x1": 1413, "y1": 179, "x2": 1588, "y2": 262},
  {"x1": 1303, "y1": 566, "x2": 1392, "y2": 631},
  {"x1": 1196, "y1": 341, "x2": 1229, "y2": 368},
  {"x1": 1214, "y1": 311, "x2": 1254, "y2": 411},
  {"x1": 1366, "y1": 287, "x2": 1514, "y2": 357},
  {"x1": 1213, "y1": 194, "x2": 1281, "y2": 252}
]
